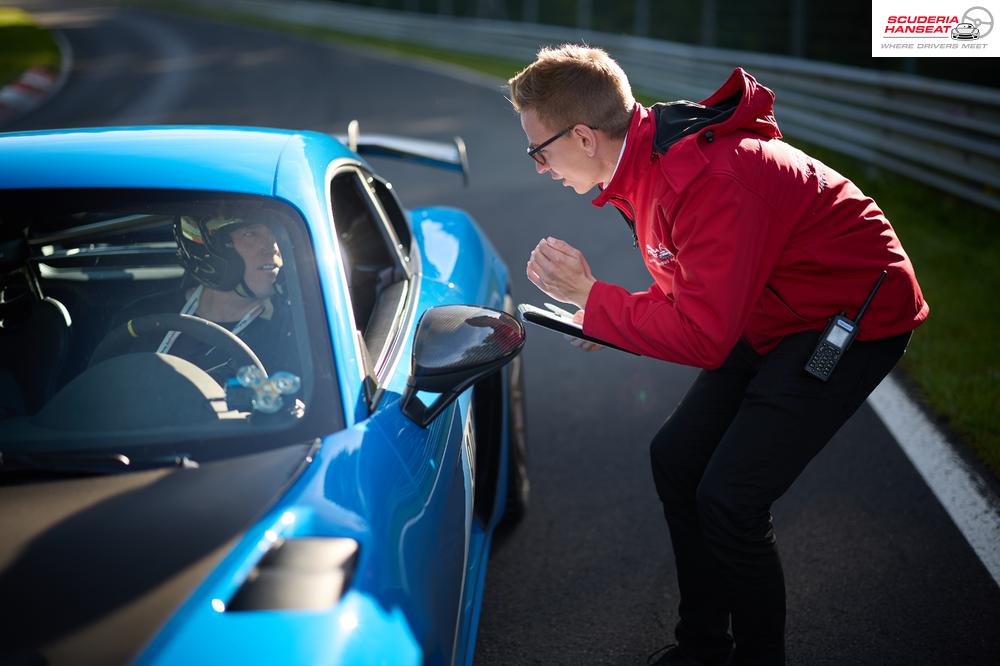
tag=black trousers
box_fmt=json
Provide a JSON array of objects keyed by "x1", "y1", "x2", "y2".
[{"x1": 650, "y1": 330, "x2": 911, "y2": 666}]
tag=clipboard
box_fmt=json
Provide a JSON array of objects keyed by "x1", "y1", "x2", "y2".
[{"x1": 517, "y1": 303, "x2": 639, "y2": 355}]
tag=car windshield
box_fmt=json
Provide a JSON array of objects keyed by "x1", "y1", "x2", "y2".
[{"x1": 0, "y1": 189, "x2": 339, "y2": 461}]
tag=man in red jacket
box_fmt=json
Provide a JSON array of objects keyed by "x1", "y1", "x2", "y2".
[{"x1": 509, "y1": 45, "x2": 928, "y2": 666}]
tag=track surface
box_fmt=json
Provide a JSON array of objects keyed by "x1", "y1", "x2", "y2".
[{"x1": 7, "y1": 3, "x2": 1000, "y2": 663}]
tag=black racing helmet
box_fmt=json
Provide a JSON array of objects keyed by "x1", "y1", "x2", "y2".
[{"x1": 174, "y1": 215, "x2": 252, "y2": 292}]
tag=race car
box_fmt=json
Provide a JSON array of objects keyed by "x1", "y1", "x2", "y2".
[{"x1": 0, "y1": 123, "x2": 528, "y2": 665}]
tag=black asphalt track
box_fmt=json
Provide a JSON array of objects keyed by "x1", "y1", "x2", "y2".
[{"x1": 7, "y1": 3, "x2": 1000, "y2": 664}]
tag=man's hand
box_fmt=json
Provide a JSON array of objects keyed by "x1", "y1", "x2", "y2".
[
  {"x1": 563, "y1": 309, "x2": 603, "y2": 352},
  {"x1": 526, "y1": 237, "x2": 596, "y2": 309}
]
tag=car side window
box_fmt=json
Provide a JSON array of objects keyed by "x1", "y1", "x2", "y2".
[
  {"x1": 330, "y1": 169, "x2": 409, "y2": 378},
  {"x1": 370, "y1": 176, "x2": 411, "y2": 254}
]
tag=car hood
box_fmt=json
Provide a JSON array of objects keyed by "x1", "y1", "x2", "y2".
[{"x1": 0, "y1": 443, "x2": 314, "y2": 666}]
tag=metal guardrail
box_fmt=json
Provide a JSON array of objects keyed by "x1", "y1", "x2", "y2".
[{"x1": 201, "y1": 0, "x2": 1000, "y2": 211}]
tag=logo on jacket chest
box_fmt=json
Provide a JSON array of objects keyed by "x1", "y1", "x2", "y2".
[{"x1": 646, "y1": 242, "x2": 675, "y2": 267}]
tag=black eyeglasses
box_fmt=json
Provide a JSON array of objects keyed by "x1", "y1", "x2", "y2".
[{"x1": 526, "y1": 126, "x2": 574, "y2": 166}]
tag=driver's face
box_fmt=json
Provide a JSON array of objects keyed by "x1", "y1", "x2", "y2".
[{"x1": 229, "y1": 223, "x2": 282, "y2": 298}]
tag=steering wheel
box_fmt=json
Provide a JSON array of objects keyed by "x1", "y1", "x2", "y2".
[{"x1": 89, "y1": 312, "x2": 266, "y2": 376}]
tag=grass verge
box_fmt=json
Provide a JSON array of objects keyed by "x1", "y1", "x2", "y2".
[
  {"x1": 0, "y1": 8, "x2": 60, "y2": 88},
  {"x1": 156, "y1": 1, "x2": 999, "y2": 477}
]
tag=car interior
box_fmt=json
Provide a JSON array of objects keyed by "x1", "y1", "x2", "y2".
[
  {"x1": 0, "y1": 263, "x2": 72, "y2": 418},
  {"x1": 0, "y1": 176, "x2": 418, "y2": 446},
  {"x1": 0, "y1": 191, "x2": 325, "y2": 446},
  {"x1": 329, "y1": 169, "x2": 413, "y2": 376}
]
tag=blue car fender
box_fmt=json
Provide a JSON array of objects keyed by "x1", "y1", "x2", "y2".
[{"x1": 411, "y1": 206, "x2": 509, "y2": 311}]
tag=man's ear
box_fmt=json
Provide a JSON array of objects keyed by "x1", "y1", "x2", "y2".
[{"x1": 573, "y1": 125, "x2": 599, "y2": 157}]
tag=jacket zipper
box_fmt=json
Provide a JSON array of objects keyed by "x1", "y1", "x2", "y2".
[{"x1": 609, "y1": 196, "x2": 639, "y2": 249}]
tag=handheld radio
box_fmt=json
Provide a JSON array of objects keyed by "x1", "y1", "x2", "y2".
[{"x1": 804, "y1": 271, "x2": 887, "y2": 381}]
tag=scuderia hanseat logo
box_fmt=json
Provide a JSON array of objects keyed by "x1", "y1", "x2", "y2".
[{"x1": 873, "y1": 3, "x2": 994, "y2": 55}]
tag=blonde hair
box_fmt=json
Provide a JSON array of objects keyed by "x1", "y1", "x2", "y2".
[{"x1": 507, "y1": 44, "x2": 635, "y2": 139}]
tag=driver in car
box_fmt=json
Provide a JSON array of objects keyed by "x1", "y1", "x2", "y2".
[{"x1": 108, "y1": 215, "x2": 299, "y2": 385}]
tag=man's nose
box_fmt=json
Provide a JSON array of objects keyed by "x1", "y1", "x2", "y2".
[{"x1": 534, "y1": 159, "x2": 549, "y2": 175}]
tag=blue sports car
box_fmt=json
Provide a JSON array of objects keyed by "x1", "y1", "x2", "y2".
[{"x1": 0, "y1": 124, "x2": 528, "y2": 665}]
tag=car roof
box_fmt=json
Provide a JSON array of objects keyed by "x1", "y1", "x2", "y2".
[{"x1": 0, "y1": 126, "x2": 356, "y2": 195}]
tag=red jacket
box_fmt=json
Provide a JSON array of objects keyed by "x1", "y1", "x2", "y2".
[{"x1": 583, "y1": 68, "x2": 929, "y2": 369}]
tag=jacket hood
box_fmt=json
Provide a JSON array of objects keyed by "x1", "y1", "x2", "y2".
[
  {"x1": 651, "y1": 67, "x2": 782, "y2": 152},
  {"x1": 594, "y1": 68, "x2": 781, "y2": 209}
]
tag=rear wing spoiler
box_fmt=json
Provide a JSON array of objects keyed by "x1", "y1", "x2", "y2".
[{"x1": 334, "y1": 119, "x2": 469, "y2": 186}]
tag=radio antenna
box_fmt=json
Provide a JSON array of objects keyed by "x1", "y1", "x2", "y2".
[{"x1": 855, "y1": 270, "x2": 887, "y2": 324}]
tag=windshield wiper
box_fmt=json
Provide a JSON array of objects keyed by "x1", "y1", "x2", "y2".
[{"x1": 0, "y1": 451, "x2": 199, "y2": 476}]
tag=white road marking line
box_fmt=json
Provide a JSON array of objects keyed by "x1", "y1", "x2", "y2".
[{"x1": 869, "y1": 374, "x2": 1000, "y2": 587}]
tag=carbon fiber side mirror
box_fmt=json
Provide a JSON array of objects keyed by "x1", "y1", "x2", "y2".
[{"x1": 401, "y1": 305, "x2": 524, "y2": 427}]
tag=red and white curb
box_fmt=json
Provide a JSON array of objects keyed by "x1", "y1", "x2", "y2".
[
  {"x1": 0, "y1": 67, "x2": 57, "y2": 124},
  {"x1": 0, "y1": 30, "x2": 72, "y2": 128}
]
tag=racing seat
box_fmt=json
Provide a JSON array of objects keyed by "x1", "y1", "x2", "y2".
[{"x1": 0, "y1": 271, "x2": 72, "y2": 417}]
